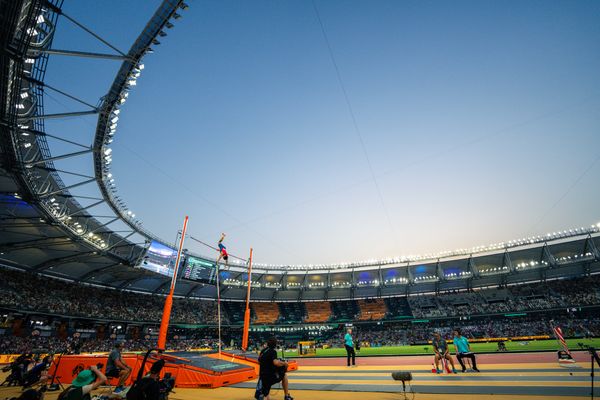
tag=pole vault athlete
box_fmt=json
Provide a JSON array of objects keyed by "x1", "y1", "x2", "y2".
[{"x1": 215, "y1": 233, "x2": 229, "y2": 267}]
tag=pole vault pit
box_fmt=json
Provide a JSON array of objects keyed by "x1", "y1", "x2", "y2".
[
  {"x1": 49, "y1": 351, "x2": 257, "y2": 389},
  {"x1": 219, "y1": 349, "x2": 299, "y2": 374}
]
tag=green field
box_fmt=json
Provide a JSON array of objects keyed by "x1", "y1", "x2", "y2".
[{"x1": 284, "y1": 338, "x2": 600, "y2": 357}]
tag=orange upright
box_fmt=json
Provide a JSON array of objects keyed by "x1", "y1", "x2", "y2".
[
  {"x1": 157, "y1": 216, "x2": 189, "y2": 350},
  {"x1": 242, "y1": 248, "x2": 253, "y2": 351}
]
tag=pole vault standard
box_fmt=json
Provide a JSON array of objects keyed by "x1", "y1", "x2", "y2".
[
  {"x1": 216, "y1": 259, "x2": 222, "y2": 355},
  {"x1": 157, "y1": 216, "x2": 189, "y2": 350},
  {"x1": 242, "y1": 248, "x2": 254, "y2": 351}
]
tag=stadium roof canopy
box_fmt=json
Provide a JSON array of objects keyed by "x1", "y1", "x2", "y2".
[{"x1": 1, "y1": 0, "x2": 600, "y2": 301}]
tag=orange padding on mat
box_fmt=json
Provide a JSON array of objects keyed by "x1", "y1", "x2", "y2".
[{"x1": 48, "y1": 353, "x2": 257, "y2": 389}]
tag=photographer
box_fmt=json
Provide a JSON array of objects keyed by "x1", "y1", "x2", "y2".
[
  {"x1": 106, "y1": 342, "x2": 132, "y2": 393},
  {"x1": 126, "y1": 359, "x2": 166, "y2": 400},
  {"x1": 255, "y1": 337, "x2": 293, "y2": 400},
  {"x1": 22, "y1": 355, "x2": 53, "y2": 389},
  {"x1": 58, "y1": 365, "x2": 107, "y2": 400}
]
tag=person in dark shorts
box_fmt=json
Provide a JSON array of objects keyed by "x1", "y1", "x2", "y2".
[
  {"x1": 215, "y1": 233, "x2": 229, "y2": 267},
  {"x1": 217, "y1": 233, "x2": 229, "y2": 266},
  {"x1": 344, "y1": 328, "x2": 356, "y2": 367},
  {"x1": 432, "y1": 332, "x2": 457, "y2": 374},
  {"x1": 105, "y1": 342, "x2": 131, "y2": 393},
  {"x1": 58, "y1": 365, "x2": 106, "y2": 400},
  {"x1": 255, "y1": 337, "x2": 292, "y2": 400},
  {"x1": 453, "y1": 329, "x2": 480, "y2": 372}
]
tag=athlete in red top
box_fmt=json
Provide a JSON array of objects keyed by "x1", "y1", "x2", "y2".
[{"x1": 216, "y1": 233, "x2": 229, "y2": 267}]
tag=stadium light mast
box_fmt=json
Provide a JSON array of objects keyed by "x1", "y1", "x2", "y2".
[{"x1": 157, "y1": 216, "x2": 189, "y2": 350}]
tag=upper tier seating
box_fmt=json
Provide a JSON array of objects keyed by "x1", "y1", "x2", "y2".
[
  {"x1": 304, "y1": 301, "x2": 332, "y2": 323},
  {"x1": 330, "y1": 300, "x2": 359, "y2": 322},
  {"x1": 252, "y1": 302, "x2": 279, "y2": 324},
  {"x1": 358, "y1": 298, "x2": 387, "y2": 321},
  {"x1": 278, "y1": 302, "x2": 306, "y2": 324},
  {"x1": 384, "y1": 297, "x2": 413, "y2": 319}
]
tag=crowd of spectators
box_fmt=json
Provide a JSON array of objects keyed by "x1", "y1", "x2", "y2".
[
  {"x1": 0, "y1": 268, "x2": 220, "y2": 324},
  {"x1": 0, "y1": 335, "x2": 226, "y2": 355},
  {"x1": 409, "y1": 275, "x2": 600, "y2": 318},
  {"x1": 1, "y1": 267, "x2": 600, "y2": 327},
  {"x1": 342, "y1": 316, "x2": 600, "y2": 347},
  {"x1": 0, "y1": 315, "x2": 598, "y2": 354}
]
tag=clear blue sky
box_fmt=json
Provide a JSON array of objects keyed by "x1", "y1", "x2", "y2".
[{"x1": 44, "y1": 0, "x2": 600, "y2": 265}]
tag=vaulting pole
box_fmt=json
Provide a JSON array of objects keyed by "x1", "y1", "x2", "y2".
[
  {"x1": 157, "y1": 216, "x2": 188, "y2": 350},
  {"x1": 241, "y1": 248, "x2": 253, "y2": 351}
]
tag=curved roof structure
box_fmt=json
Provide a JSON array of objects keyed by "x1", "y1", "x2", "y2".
[{"x1": 1, "y1": 0, "x2": 599, "y2": 300}]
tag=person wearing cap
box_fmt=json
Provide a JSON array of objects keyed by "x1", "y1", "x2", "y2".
[
  {"x1": 256, "y1": 337, "x2": 292, "y2": 400},
  {"x1": 58, "y1": 365, "x2": 106, "y2": 400},
  {"x1": 126, "y1": 359, "x2": 165, "y2": 400},
  {"x1": 106, "y1": 342, "x2": 132, "y2": 393}
]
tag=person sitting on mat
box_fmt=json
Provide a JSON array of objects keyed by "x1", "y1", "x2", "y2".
[
  {"x1": 432, "y1": 332, "x2": 457, "y2": 374},
  {"x1": 215, "y1": 233, "x2": 229, "y2": 267},
  {"x1": 453, "y1": 329, "x2": 480, "y2": 372},
  {"x1": 255, "y1": 336, "x2": 293, "y2": 400}
]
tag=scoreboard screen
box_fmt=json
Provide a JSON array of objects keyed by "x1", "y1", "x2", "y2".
[
  {"x1": 138, "y1": 240, "x2": 177, "y2": 277},
  {"x1": 182, "y1": 256, "x2": 217, "y2": 284}
]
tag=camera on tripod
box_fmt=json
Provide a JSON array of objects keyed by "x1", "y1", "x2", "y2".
[{"x1": 158, "y1": 373, "x2": 175, "y2": 400}]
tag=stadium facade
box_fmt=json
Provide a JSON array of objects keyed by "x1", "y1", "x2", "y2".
[{"x1": 1, "y1": 0, "x2": 600, "y2": 306}]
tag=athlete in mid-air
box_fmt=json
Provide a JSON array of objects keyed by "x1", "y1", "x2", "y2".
[{"x1": 216, "y1": 233, "x2": 229, "y2": 267}]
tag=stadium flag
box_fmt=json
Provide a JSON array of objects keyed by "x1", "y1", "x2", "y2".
[{"x1": 552, "y1": 325, "x2": 577, "y2": 366}]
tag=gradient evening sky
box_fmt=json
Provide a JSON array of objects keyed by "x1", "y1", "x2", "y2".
[{"x1": 43, "y1": 0, "x2": 600, "y2": 265}]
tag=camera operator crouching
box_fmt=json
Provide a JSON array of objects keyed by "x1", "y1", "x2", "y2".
[
  {"x1": 58, "y1": 365, "x2": 107, "y2": 400},
  {"x1": 255, "y1": 337, "x2": 293, "y2": 400},
  {"x1": 126, "y1": 359, "x2": 174, "y2": 400}
]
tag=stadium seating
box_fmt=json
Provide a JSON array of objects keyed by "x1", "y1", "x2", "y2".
[
  {"x1": 357, "y1": 298, "x2": 387, "y2": 320},
  {"x1": 252, "y1": 302, "x2": 279, "y2": 324},
  {"x1": 2, "y1": 267, "x2": 600, "y2": 327},
  {"x1": 330, "y1": 300, "x2": 359, "y2": 322},
  {"x1": 278, "y1": 302, "x2": 306, "y2": 324},
  {"x1": 384, "y1": 297, "x2": 412, "y2": 319},
  {"x1": 304, "y1": 301, "x2": 332, "y2": 322},
  {"x1": 221, "y1": 302, "x2": 246, "y2": 324}
]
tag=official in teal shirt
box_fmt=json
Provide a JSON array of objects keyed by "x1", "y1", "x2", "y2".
[
  {"x1": 344, "y1": 328, "x2": 356, "y2": 367},
  {"x1": 453, "y1": 329, "x2": 479, "y2": 372}
]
